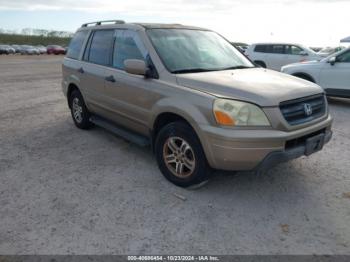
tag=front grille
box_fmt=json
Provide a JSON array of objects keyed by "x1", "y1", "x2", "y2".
[{"x1": 280, "y1": 94, "x2": 326, "y2": 126}]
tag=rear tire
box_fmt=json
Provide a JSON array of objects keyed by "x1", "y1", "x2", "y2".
[
  {"x1": 69, "y1": 89, "x2": 93, "y2": 129},
  {"x1": 155, "y1": 121, "x2": 210, "y2": 187}
]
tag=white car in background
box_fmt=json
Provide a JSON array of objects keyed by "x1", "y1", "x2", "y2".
[
  {"x1": 245, "y1": 43, "x2": 321, "y2": 71},
  {"x1": 282, "y1": 48, "x2": 350, "y2": 98},
  {"x1": 317, "y1": 46, "x2": 345, "y2": 57}
]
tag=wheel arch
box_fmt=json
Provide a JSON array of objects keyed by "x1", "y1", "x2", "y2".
[
  {"x1": 149, "y1": 101, "x2": 212, "y2": 162},
  {"x1": 292, "y1": 72, "x2": 316, "y2": 83},
  {"x1": 152, "y1": 112, "x2": 194, "y2": 142},
  {"x1": 66, "y1": 83, "x2": 80, "y2": 108}
]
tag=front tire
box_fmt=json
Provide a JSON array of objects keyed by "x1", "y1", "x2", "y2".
[
  {"x1": 155, "y1": 121, "x2": 210, "y2": 187},
  {"x1": 69, "y1": 89, "x2": 93, "y2": 129}
]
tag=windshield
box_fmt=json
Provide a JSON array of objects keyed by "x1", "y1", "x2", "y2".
[
  {"x1": 299, "y1": 45, "x2": 318, "y2": 55},
  {"x1": 322, "y1": 47, "x2": 350, "y2": 61},
  {"x1": 147, "y1": 29, "x2": 254, "y2": 73}
]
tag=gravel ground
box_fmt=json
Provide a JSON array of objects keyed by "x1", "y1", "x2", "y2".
[{"x1": 0, "y1": 55, "x2": 349, "y2": 255}]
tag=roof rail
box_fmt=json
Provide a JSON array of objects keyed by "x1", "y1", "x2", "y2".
[{"x1": 81, "y1": 20, "x2": 125, "y2": 27}]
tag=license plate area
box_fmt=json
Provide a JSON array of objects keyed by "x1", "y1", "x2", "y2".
[{"x1": 305, "y1": 133, "x2": 325, "y2": 156}]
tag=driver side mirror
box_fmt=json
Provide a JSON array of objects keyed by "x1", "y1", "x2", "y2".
[
  {"x1": 328, "y1": 56, "x2": 336, "y2": 66},
  {"x1": 299, "y1": 51, "x2": 308, "y2": 56},
  {"x1": 124, "y1": 59, "x2": 148, "y2": 76}
]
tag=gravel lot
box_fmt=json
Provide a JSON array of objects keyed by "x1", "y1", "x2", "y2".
[{"x1": 0, "y1": 55, "x2": 349, "y2": 255}]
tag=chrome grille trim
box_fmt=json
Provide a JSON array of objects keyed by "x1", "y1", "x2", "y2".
[{"x1": 280, "y1": 94, "x2": 326, "y2": 126}]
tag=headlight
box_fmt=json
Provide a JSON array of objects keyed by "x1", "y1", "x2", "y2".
[{"x1": 213, "y1": 99, "x2": 270, "y2": 126}]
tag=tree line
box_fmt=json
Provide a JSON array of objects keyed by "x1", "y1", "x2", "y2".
[
  {"x1": 0, "y1": 28, "x2": 73, "y2": 46},
  {"x1": 0, "y1": 28, "x2": 73, "y2": 38}
]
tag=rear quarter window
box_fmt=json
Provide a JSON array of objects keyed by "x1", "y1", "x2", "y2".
[{"x1": 67, "y1": 30, "x2": 89, "y2": 60}]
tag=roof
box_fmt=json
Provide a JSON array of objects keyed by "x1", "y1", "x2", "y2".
[{"x1": 133, "y1": 23, "x2": 208, "y2": 30}]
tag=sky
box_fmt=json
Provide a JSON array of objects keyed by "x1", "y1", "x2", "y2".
[{"x1": 0, "y1": 0, "x2": 349, "y2": 47}]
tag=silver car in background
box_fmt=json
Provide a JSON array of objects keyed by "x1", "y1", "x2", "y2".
[
  {"x1": 11, "y1": 45, "x2": 22, "y2": 53},
  {"x1": 0, "y1": 45, "x2": 15, "y2": 54},
  {"x1": 19, "y1": 45, "x2": 40, "y2": 55},
  {"x1": 36, "y1": 45, "x2": 47, "y2": 54}
]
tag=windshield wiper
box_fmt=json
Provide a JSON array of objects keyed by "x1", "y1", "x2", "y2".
[
  {"x1": 171, "y1": 68, "x2": 218, "y2": 74},
  {"x1": 219, "y1": 65, "x2": 255, "y2": 70},
  {"x1": 172, "y1": 65, "x2": 255, "y2": 74}
]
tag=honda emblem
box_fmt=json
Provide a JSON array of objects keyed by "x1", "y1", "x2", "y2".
[{"x1": 304, "y1": 103, "x2": 313, "y2": 116}]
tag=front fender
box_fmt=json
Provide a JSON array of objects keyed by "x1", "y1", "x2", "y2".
[
  {"x1": 149, "y1": 97, "x2": 212, "y2": 131},
  {"x1": 149, "y1": 97, "x2": 215, "y2": 164}
]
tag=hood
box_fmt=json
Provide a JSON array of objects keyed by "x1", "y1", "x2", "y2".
[
  {"x1": 176, "y1": 68, "x2": 323, "y2": 107},
  {"x1": 282, "y1": 60, "x2": 324, "y2": 71},
  {"x1": 294, "y1": 60, "x2": 320, "y2": 65}
]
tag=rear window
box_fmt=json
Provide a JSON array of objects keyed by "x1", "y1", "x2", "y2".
[
  {"x1": 67, "y1": 31, "x2": 88, "y2": 60},
  {"x1": 87, "y1": 30, "x2": 115, "y2": 66}
]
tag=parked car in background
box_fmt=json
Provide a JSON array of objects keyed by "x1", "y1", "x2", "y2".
[
  {"x1": 0, "y1": 45, "x2": 15, "y2": 54},
  {"x1": 19, "y1": 45, "x2": 40, "y2": 55},
  {"x1": 11, "y1": 45, "x2": 22, "y2": 53},
  {"x1": 6, "y1": 45, "x2": 16, "y2": 54},
  {"x1": 317, "y1": 46, "x2": 345, "y2": 57},
  {"x1": 245, "y1": 43, "x2": 321, "y2": 70},
  {"x1": 47, "y1": 45, "x2": 66, "y2": 55},
  {"x1": 310, "y1": 47, "x2": 322, "y2": 52},
  {"x1": 282, "y1": 48, "x2": 350, "y2": 98},
  {"x1": 36, "y1": 45, "x2": 47, "y2": 54},
  {"x1": 62, "y1": 20, "x2": 332, "y2": 187},
  {"x1": 0, "y1": 45, "x2": 10, "y2": 54}
]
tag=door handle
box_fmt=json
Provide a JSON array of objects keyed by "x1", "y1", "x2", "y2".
[
  {"x1": 105, "y1": 75, "x2": 116, "y2": 83},
  {"x1": 77, "y1": 67, "x2": 84, "y2": 74}
]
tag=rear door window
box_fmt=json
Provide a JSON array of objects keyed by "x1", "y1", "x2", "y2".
[
  {"x1": 271, "y1": 45, "x2": 285, "y2": 54},
  {"x1": 86, "y1": 30, "x2": 115, "y2": 66}
]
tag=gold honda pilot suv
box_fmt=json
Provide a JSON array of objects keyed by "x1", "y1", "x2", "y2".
[{"x1": 62, "y1": 20, "x2": 333, "y2": 187}]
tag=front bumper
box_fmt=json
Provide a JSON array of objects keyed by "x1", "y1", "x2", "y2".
[
  {"x1": 254, "y1": 129, "x2": 332, "y2": 173},
  {"x1": 200, "y1": 115, "x2": 333, "y2": 171}
]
